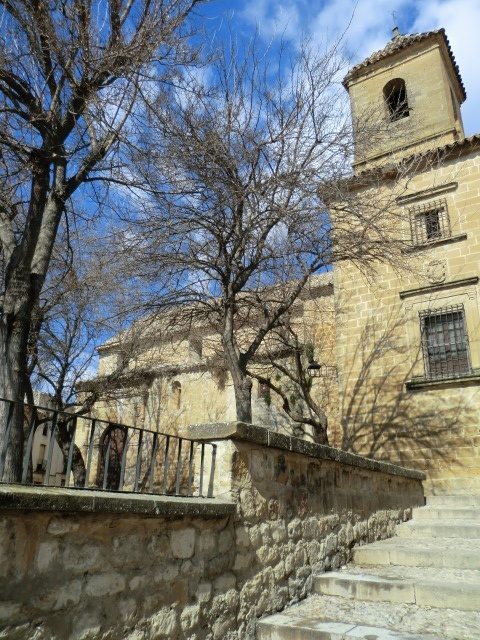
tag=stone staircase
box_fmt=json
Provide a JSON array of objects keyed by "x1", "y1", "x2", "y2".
[{"x1": 257, "y1": 496, "x2": 480, "y2": 640}]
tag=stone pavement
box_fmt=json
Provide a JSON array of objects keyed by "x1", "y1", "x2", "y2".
[{"x1": 257, "y1": 495, "x2": 480, "y2": 639}]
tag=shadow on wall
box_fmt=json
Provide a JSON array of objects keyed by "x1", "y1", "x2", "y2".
[
  {"x1": 338, "y1": 308, "x2": 479, "y2": 478},
  {"x1": 144, "y1": 373, "x2": 228, "y2": 435}
]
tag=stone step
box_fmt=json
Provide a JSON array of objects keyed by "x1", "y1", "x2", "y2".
[
  {"x1": 412, "y1": 506, "x2": 480, "y2": 520},
  {"x1": 313, "y1": 566, "x2": 480, "y2": 612},
  {"x1": 257, "y1": 496, "x2": 480, "y2": 639},
  {"x1": 352, "y1": 536, "x2": 480, "y2": 570},
  {"x1": 395, "y1": 519, "x2": 480, "y2": 538},
  {"x1": 256, "y1": 594, "x2": 480, "y2": 640},
  {"x1": 426, "y1": 494, "x2": 480, "y2": 507},
  {"x1": 257, "y1": 616, "x2": 429, "y2": 639}
]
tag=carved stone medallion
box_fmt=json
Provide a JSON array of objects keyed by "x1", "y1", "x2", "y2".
[{"x1": 424, "y1": 259, "x2": 447, "y2": 284}]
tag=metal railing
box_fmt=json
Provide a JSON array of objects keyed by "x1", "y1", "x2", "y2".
[{"x1": 0, "y1": 398, "x2": 216, "y2": 498}]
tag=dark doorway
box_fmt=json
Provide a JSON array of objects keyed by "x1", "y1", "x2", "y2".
[{"x1": 97, "y1": 425, "x2": 127, "y2": 490}]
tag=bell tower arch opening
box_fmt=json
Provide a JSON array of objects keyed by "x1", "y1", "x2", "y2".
[{"x1": 383, "y1": 78, "x2": 409, "y2": 121}]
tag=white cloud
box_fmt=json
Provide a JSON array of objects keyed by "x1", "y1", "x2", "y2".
[
  {"x1": 411, "y1": 0, "x2": 480, "y2": 136},
  {"x1": 240, "y1": 0, "x2": 302, "y2": 41},
  {"x1": 234, "y1": 0, "x2": 479, "y2": 135}
]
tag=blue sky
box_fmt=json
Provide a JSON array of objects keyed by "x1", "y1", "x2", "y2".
[{"x1": 199, "y1": 0, "x2": 480, "y2": 136}]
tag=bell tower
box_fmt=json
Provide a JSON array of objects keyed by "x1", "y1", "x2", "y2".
[{"x1": 343, "y1": 28, "x2": 466, "y2": 172}]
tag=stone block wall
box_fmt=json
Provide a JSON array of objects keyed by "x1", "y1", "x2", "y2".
[
  {"x1": 333, "y1": 146, "x2": 480, "y2": 496},
  {"x1": 0, "y1": 499, "x2": 235, "y2": 640},
  {"x1": 0, "y1": 423, "x2": 424, "y2": 639}
]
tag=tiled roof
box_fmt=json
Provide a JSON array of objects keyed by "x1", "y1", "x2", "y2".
[
  {"x1": 353, "y1": 132, "x2": 480, "y2": 180},
  {"x1": 438, "y1": 132, "x2": 480, "y2": 153},
  {"x1": 343, "y1": 29, "x2": 466, "y2": 101}
]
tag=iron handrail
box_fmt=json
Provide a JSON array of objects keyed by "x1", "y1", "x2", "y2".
[{"x1": 0, "y1": 397, "x2": 216, "y2": 498}]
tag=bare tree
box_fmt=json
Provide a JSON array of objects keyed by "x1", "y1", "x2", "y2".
[
  {"x1": 121, "y1": 35, "x2": 411, "y2": 424},
  {"x1": 247, "y1": 321, "x2": 331, "y2": 445},
  {"x1": 19, "y1": 245, "x2": 97, "y2": 487},
  {"x1": 26, "y1": 240, "x2": 94, "y2": 408},
  {"x1": 0, "y1": 0, "x2": 207, "y2": 480}
]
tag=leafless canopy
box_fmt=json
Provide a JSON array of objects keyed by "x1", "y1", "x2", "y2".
[
  {"x1": 0, "y1": 0, "x2": 207, "y2": 480},
  {"x1": 118, "y1": 35, "x2": 356, "y2": 422}
]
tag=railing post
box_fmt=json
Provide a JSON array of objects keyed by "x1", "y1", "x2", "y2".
[
  {"x1": 175, "y1": 438, "x2": 183, "y2": 495},
  {"x1": 22, "y1": 410, "x2": 38, "y2": 484},
  {"x1": 64, "y1": 417, "x2": 78, "y2": 488},
  {"x1": 133, "y1": 429, "x2": 143, "y2": 493},
  {"x1": 163, "y1": 435, "x2": 170, "y2": 495},
  {"x1": 187, "y1": 440, "x2": 194, "y2": 497},
  {"x1": 43, "y1": 412, "x2": 58, "y2": 487},
  {"x1": 85, "y1": 419, "x2": 97, "y2": 488},
  {"x1": 118, "y1": 427, "x2": 129, "y2": 491},
  {"x1": 207, "y1": 444, "x2": 217, "y2": 498},
  {"x1": 102, "y1": 427, "x2": 113, "y2": 490},
  {"x1": 199, "y1": 443, "x2": 205, "y2": 497},
  {"x1": 149, "y1": 432, "x2": 159, "y2": 493}
]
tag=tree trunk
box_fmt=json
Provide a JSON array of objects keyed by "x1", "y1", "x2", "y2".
[
  {"x1": 312, "y1": 419, "x2": 329, "y2": 446},
  {"x1": 222, "y1": 310, "x2": 253, "y2": 423},
  {"x1": 0, "y1": 306, "x2": 29, "y2": 482},
  {"x1": 0, "y1": 257, "x2": 47, "y2": 480},
  {"x1": 233, "y1": 376, "x2": 253, "y2": 423},
  {"x1": 56, "y1": 420, "x2": 87, "y2": 487},
  {"x1": 0, "y1": 166, "x2": 63, "y2": 481}
]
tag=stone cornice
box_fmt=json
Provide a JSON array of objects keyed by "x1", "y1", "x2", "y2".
[
  {"x1": 185, "y1": 422, "x2": 426, "y2": 480},
  {"x1": 406, "y1": 372, "x2": 480, "y2": 391},
  {"x1": 399, "y1": 276, "x2": 479, "y2": 299},
  {"x1": 396, "y1": 181, "x2": 458, "y2": 204},
  {"x1": 0, "y1": 485, "x2": 235, "y2": 516}
]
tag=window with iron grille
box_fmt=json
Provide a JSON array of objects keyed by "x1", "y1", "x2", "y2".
[
  {"x1": 258, "y1": 380, "x2": 271, "y2": 399},
  {"x1": 409, "y1": 198, "x2": 451, "y2": 245},
  {"x1": 419, "y1": 305, "x2": 471, "y2": 379}
]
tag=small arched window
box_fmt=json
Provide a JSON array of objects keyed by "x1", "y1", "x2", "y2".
[
  {"x1": 172, "y1": 381, "x2": 181, "y2": 410},
  {"x1": 383, "y1": 78, "x2": 409, "y2": 121}
]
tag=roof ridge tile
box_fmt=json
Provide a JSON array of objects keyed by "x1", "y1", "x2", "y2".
[{"x1": 343, "y1": 29, "x2": 465, "y2": 101}]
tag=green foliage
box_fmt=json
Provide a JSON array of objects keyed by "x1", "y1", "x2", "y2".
[{"x1": 304, "y1": 342, "x2": 315, "y2": 362}]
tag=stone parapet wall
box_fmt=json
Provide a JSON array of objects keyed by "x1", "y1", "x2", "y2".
[{"x1": 0, "y1": 423, "x2": 424, "y2": 639}]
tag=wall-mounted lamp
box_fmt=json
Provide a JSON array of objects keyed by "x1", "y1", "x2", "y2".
[{"x1": 306, "y1": 359, "x2": 337, "y2": 378}]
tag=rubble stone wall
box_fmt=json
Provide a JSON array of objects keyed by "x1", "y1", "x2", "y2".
[{"x1": 0, "y1": 423, "x2": 424, "y2": 639}]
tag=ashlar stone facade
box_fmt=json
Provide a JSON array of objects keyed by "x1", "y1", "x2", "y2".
[{"x1": 334, "y1": 28, "x2": 480, "y2": 495}]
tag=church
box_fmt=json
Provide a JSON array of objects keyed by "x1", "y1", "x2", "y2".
[{"x1": 86, "y1": 27, "x2": 480, "y2": 497}]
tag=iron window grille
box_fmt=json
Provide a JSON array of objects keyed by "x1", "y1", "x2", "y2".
[
  {"x1": 419, "y1": 304, "x2": 472, "y2": 379},
  {"x1": 258, "y1": 380, "x2": 271, "y2": 399},
  {"x1": 409, "y1": 198, "x2": 451, "y2": 246}
]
